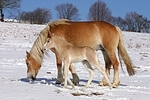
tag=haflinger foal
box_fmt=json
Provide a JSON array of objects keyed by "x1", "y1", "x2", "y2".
[{"x1": 42, "y1": 34, "x2": 112, "y2": 89}]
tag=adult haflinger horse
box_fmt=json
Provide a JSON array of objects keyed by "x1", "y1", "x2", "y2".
[
  {"x1": 25, "y1": 19, "x2": 135, "y2": 88},
  {"x1": 42, "y1": 34, "x2": 112, "y2": 89}
]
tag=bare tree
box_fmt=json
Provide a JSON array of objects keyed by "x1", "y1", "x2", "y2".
[
  {"x1": 20, "y1": 11, "x2": 34, "y2": 24},
  {"x1": 20, "y1": 8, "x2": 52, "y2": 24},
  {"x1": 88, "y1": 0, "x2": 112, "y2": 22},
  {"x1": 125, "y1": 12, "x2": 150, "y2": 33},
  {"x1": 55, "y1": 3, "x2": 80, "y2": 21},
  {"x1": 111, "y1": 16, "x2": 127, "y2": 30},
  {"x1": 32, "y1": 8, "x2": 52, "y2": 24},
  {"x1": 0, "y1": 0, "x2": 21, "y2": 22}
]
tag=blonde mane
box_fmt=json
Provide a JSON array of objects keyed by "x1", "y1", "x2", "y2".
[
  {"x1": 29, "y1": 19, "x2": 70, "y2": 64},
  {"x1": 29, "y1": 25, "x2": 50, "y2": 64},
  {"x1": 48, "y1": 19, "x2": 69, "y2": 27}
]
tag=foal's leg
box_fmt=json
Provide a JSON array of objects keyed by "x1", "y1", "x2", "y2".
[
  {"x1": 63, "y1": 60, "x2": 75, "y2": 88},
  {"x1": 82, "y1": 60, "x2": 94, "y2": 88},
  {"x1": 91, "y1": 61, "x2": 112, "y2": 89},
  {"x1": 52, "y1": 48, "x2": 79, "y2": 85},
  {"x1": 95, "y1": 64, "x2": 112, "y2": 89},
  {"x1": 100, "y1": 50, "x2": 112, "y2": 86},
  {"x1": 87, "y1": 53, "x2": 112, "y2": 89}
]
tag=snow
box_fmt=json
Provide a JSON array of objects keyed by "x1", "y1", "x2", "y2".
[{"x1": 0, "y1": 22, "x2": 150, "y2": 100}]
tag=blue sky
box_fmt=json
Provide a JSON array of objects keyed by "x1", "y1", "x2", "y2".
[{"x1": 21, "y1": 0, "x2": 150, "y2": 20}]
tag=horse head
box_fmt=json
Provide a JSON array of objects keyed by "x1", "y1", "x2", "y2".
[
  {"x1": 25, "y1": 25, "x2": 50, "y2": 81},
  {"x1": 25, "y1": 51, "x2": 41, "y2": 81}
]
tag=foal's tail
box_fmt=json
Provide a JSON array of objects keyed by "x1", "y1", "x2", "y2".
[{"x1": 116, "y1": 27, "x2": 135, "y2": 76}]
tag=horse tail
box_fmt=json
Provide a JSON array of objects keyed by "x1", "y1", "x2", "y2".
[{"x1": 116, "y1": 26, "x2": 135, "y2": 76}]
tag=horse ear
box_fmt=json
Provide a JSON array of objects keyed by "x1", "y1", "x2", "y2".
[{"x1": 26, "y1": 51, "x2": 29, "y2": 55}]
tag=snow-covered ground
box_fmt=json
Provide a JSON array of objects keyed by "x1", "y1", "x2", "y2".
[{"x1": 0, "y1": 22, "x2": 150, "y2": 100}]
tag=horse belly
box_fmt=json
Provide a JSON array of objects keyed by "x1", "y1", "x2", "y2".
[
  {"x1": 69, "y1": 50, "x2": 86, "y2": 63},
  {"x1": 71, "y1": 58, "x2": 84, "y2": 63},
  {"x1": 69, "y1": 35, "x2": 101, "y2": 51},
  {"x1": 63, "y1": 24, "x2": 102, "y2": 50}
]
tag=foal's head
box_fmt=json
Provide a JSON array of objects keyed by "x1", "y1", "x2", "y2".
[
  {"x1": 25, "y1": 51, "x2": 41, "y2": 81},
  {"x1": 42, "y1": 38, "x2": 55, "y2": 52}
]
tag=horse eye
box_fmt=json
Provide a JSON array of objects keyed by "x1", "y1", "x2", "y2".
[{"x1": 26, "y1": 62, "x2": 30, "y2": 67}]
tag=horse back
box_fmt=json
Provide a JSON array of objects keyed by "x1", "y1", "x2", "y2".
[{"x1": 50, "y1": 21, "x2": 119, "y2": 50}]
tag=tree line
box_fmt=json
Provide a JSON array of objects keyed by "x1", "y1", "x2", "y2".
[{"x1": 0, "y1": 0, "x2": 150, "y2": 33}]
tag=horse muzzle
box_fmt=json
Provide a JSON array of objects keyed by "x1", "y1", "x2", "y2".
[
  {"x1": 42, "y1": 47, "x2": 47, "y2": 52},
  {"x1": 27, "y1": 73, "x2": 36, "y2": 81}
]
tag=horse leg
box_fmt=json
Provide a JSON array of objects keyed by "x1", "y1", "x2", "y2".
[
  {"x1": 51, "y1": 48, "x2": 64, "y2": 84},
  {"x1": 82, "y1": 60, "x2": 94, "y2": 89},
  {"x1": 69, "y1": 64, "x2": 79, "y2": 85},
  {"x1": 99, "y1": 50, "x2": 112, "y2": 86},
  {"x1": 108, "y1": 51, "x2": 120, "y2": 88},
  {"x1": 63, "y1": 61, "x2": 75, "y2": 88},
  {"x1": 52, "y1": 48, "x2": 79, "y2": 85},
  {"x1": 87, "y1": 55, "x2": 112, "y2": 89},
  {"x1": 95, "y1": 63, "x2": 112, "y2": 89}
]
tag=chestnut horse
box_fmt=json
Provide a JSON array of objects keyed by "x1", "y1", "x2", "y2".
[
  {"x1": 42, "y1": 35, "x2": 112, "y2": 89},
  {"x1": 25, "y1": 19, "x2": 135, "y2": 88}
]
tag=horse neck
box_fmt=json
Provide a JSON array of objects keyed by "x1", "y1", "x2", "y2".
[
  {"x1": 53, "y1": 37, "x2": 69, "y2": 55},
  {"x1": 30, "y1": 26, "x2": 49, "y2": 64},
  {"x1": 30, "y1": 43, "x2": 44, "y2": 64}
]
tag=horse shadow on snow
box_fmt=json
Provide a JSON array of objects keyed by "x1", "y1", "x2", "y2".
[
  {"x1": 19, "y1": 78, "x2": 127, "y2": 87},
  {"x1": 19, "y1": 78, "x2": 57, "y2": 85}
]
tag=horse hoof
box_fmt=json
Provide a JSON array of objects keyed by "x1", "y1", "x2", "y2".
[
  {"x1": 112, "y1": 83, "x2": 119, "y2": 88},
  {"x1": 109, "y1": 85, "x2": 113, "y2": 90},
  {"x1": 72, "y1": 73, "x2": 79, "y2": 85},
  {"x1": 63, "y1": 86, "x2": 67, "y2": 89},
  {"x1": 73, "y1": 81, "x2": 79, "y2": 86},
  {"x1": 112, "y1": 85, "x2": 118, "y2": 88},
  {"x1": 55, "y1": 78, "x2": 64, "y2": 84},
  {"x1": 99, "y1": 82, "x2": 108, "y2": 86},
  {"x1": 80, "y1": 87, "x2": 86, "y2": 91}
]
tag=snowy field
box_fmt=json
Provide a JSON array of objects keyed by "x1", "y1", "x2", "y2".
[{"x1": 0, "y1": 22, "x2": 150, "y2": 100}]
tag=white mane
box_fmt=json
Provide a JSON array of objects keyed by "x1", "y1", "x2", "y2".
[{"x1": 30, "y1": 25, "x2": 50, "y2": 64}]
